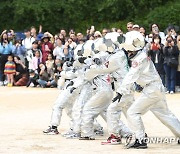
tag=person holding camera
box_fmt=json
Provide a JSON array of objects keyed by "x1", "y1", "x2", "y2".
[
  {"x1": 63, "y1": 38, "x2": 76, "y2": 62},
  {"x1": 148, "y1": 34, "x2": 165, "y2": 86},
  {"x1": 163, "y1": 35, "x2": 179, "y2": 94},
  {"x1": 150, "y1": 24, "x2": 166, "y2": 45},
  {"x1": 0, "y1": 32, "x2": 13, "y2": 86},
  {"x1": 12, "y1": 38, "x2": 26, "y2": 64}
]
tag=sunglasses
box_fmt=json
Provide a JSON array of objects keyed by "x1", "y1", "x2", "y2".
[{"x1": 127, "y1": 27, "x2": 132, "y2": 29}]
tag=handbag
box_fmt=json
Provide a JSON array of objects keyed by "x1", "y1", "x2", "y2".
[{"x1": 167, "y1": 56, "x2": 179, "y2": 68}]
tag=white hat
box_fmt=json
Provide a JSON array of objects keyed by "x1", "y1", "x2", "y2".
[
  {"x1": 119, "y1": 31, "x2": 145, "y2": 51},
  {"x1": 94, "y1": 31, "x2": 102, "y2": 37},
  {"x1": 132, "y1": 24, "x2": 140, "y2": 29}
]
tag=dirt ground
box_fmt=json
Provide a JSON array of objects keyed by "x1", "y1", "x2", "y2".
[{"x1": 0, "y1": 86, "x2": 180, "y2": 154}]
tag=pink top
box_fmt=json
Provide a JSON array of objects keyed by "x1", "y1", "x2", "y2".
[{"x1": 31, "y1": 57, "x2": 42, "y2": 70}]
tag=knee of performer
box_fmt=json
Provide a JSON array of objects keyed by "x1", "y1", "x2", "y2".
[
  {"x1": 52, "y1": 105, "x2": 63, "y2": 111},
  {"x1": 127, "y1": 108, "x2": 136, "y2": 117}
]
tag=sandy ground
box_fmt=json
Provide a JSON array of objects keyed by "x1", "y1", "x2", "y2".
[{"x1": 0, "y1": 86, "x2": 180, "y2": 154}]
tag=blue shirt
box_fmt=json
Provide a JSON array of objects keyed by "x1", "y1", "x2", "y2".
[{"x1": 0, "y1": 42, "x2": 13, "y2": 55}]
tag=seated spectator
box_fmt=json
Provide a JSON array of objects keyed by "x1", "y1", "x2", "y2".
[
  {"x1": 12, "y1": 38, "x2": 26, "y2": 64},
  {"x1": 41, "y1": 34, "x2": 54, "y2": 63},
  {"x1": 148, "y1": 34, "x2": 165, "y2": 86},
  {"x1": 53, "y1": 38, "x2": 65, "y2": 60},
  {"x1": 14, "y1": 56, "x2": 28, "y2": 86},
  {"x1": 37, "y1": 63, "x2": 57, "y2": 88},
  {"x1": 163, "y1": 35, "x2": 179, "y2": 94},
  {"x1": 26, "y1": 69, "x2": 39, "y2": 87}
]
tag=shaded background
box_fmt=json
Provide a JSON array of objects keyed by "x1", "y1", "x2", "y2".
[{"x1": 0, "y1": 0, "x2": 179, "y2": 34}]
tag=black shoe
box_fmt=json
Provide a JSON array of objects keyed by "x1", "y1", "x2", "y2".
[
  {"x1": 178, "y1": 139, "x2": 180, "y2": 144},
  {"x1": 79, "y1": 136, "x2": 95, "y2": 140},
  {"x1": 126, "y1": 139, "x2": 148, "y2": 149},
  {"x1": 43, "y1": 126, "x2": 59, "y2": 135}
]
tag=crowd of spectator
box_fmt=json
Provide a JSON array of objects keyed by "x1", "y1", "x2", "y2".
[{"x1": 0, "y1": 23, "x2": 180, "y2": 93}]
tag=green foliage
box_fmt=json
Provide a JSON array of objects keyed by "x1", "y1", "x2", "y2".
[{"x1": 0, "y1": 0, "x2": 179, "y2": 34}]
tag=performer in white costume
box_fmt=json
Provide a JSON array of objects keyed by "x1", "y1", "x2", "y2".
[{"x1": 115, "y1": 31, "x2": 180, "y2": 148}]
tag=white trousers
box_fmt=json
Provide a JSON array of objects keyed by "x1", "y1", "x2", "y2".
[
  {"x1": 127, "y1": 82, "x2": 180, "y2": 139},
  {"x1": 107, "y1": 93, "x2": 133, "y2": 137},
  {"x1": 81, "y1": 87, "x2": 113, "y2": 137},
  {"x1": 50, "y1": 87, "x2": 79, "y2": 127}
]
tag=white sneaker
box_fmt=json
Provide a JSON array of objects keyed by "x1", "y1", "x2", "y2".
[
  {"x1": 3, "y1": 80, "x2": 8, "y2": 85},
  {"x1": 170, "y1": 91, "x2": 174, "y2": 94},
  {"x1": 0, "y1": 81, "x2": 3, "y2": 86},
  {"x1": 165, "y1": 91, "x2": 169, "y2": 94}
]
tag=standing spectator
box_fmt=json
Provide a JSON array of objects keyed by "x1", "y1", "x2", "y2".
[
  {"x1": 58, "y1": 33, "x2": 66, "y2": 45},
  {"x1": 150, "y1": 24, "x2": 166, "y2": 45},
  {"x1": 27, "y1": 40, "x2": 42, "y2": 70},
  {"x1": 12, "y1": 38, "x2": 26, "y2": 64},
  {"x1": 132, "y1": 24, "x2": 140, "y2": 32},
  {"x1": 14, "y1": 56, "x2": 28, "y2": 86},
  {"x1": 0, "y1": 32, "x2": 13, "y2": 86},
  {"x1": 70, "y1": 33, "x2": 77, "y2": 43},
  {"x1": 139, "y1": 26, "x2": 146, "y2": 36},
  {"x1": 4, "y1": 55, "x2": 16, "y2": 87},
  {"x1": 126, "y1": 22, "x2": 133, "y2": 32},
  {"x1": 176, "y1": 35, "x2": 180, "y2": 92},
  {"x1": 64, "y1": 38, "x2": 76, "y2": 62},
  {"x1": 22, "y1": 29, "x2": 35, "y2": 68},
  {"x1": 60, "y1": 29, "x2": 67, "y2": 38},
  {"x1": 163, "y1": 36, "x2": 179, "y2": 94},
  {"x1": 45, "y1": 53, "x2": 55, "y2": 80},
  {"x1": 94, "y1": 31, "x2": 102, "y2": 39},
  {"x1": 41, "y1": 34, "x2": 54, "y2": 63},
  {"x1": 102, "y1": 28, "x2": 108, "y2": 36},
  {"x1": 111, "y1": 27, "x2": 117, "y2": 32},
  {"x1": 166, "y1": 25, "x2": 177, "y2": 40},
  {"x1": 31, "y1": 50, "x2": 42, "y2": 73},
  {"x1": 148, "y1": 34, "x2": 165, "y2": 86},
  {"x1": 7, "y1": 29, "x2": 16, "y2": 44},
  {"x1": 117, "y1": 28, "x2": 123, "y2": 35},
  {"x1": 53, "y1": 38, "x2": 65, "y2": 60},
  {"x1": 76, "y1": 33, "x2": 84, "y2": 44},
  {"x1": 30, "y1": 25, "x2": 43, "y2": 39}
]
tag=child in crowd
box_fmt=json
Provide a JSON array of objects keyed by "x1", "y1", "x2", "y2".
[
  {"x1": 31, "y1": 50, "x2": 42, "y2": 73},
  {"x1": 26, "y1": 69, "x2": 39, "y2": 87},
  {"x1": 45, "y1": 53, "x2": 55, "y2": 80},
  {"x1": 4, "y1": 55, "x2": 16, "y2": 87}
]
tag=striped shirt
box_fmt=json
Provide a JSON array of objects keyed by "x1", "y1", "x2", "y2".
[{"x1": 4, "y1": 61, "x2": 16, "y2": 74}]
